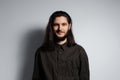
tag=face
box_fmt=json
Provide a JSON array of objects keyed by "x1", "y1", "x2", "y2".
[{"x1": 53, "y1": 16, "x2": 71, "y2": 39}]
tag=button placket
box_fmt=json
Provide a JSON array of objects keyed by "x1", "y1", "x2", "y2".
[
  {"x1": 57, "y1": 50, "x2": 63, "y2": 64},
  {"x1": 58, "y1": 51, "x2": 62, "y2": 54},
  {"x1": 56, "y1": 47, "x2": 64, "y2": 77}
]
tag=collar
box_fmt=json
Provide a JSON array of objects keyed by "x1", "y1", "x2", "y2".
[{"x1": 55, "y1": 42, "x2": 68, "y2": 51}]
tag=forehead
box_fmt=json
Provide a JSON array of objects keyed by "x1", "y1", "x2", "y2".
[{"x1": 54, "y1": 16, "x2": 68, "y2": 23}]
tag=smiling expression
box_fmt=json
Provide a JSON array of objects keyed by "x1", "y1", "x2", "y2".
[{"x1": 53, "y1": 16, "x2": 71, "y2": 39}]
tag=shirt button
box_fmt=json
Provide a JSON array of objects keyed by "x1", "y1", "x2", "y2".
[
  {"x1": 58, "y1": 51, "x2": 62, "y2": 54},
  {"x1": 58, "y1": 61, "x2": 61, "y2": 64}
]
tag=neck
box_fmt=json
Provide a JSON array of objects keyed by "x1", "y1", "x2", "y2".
[{"x1": 57, "y1": 38, "x2": 67, "y2": 45}]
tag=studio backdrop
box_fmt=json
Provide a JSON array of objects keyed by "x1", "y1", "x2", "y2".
[{"x1": 0, "y1": 0, "x2": 120, "y2": 80}]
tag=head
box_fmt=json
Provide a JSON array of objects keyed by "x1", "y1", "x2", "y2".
[
  {"x1": 42, "y1": 11, "x2": 76, "y2": 50},
  {"x1": 53, "y1": 16, "x2": 71, "y2": 42}
]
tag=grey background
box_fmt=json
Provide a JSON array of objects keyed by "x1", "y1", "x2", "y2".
[{"x1": 0, "y1": 0, "x2": 120, "y2": 80}]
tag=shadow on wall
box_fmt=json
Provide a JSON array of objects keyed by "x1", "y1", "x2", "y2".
[{"x1": 18, "y1": 28, "x2": 45, "y2": 80}]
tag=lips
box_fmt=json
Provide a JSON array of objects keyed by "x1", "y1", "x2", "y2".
[{"x1": 57, "y1": 31, "x2": 65, "y2": 34}]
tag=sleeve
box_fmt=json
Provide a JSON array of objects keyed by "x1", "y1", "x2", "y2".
[
  {"x1": 32, "y1": 49, "x2": 41, "y2": 80},
  {"x1": 79, "y1": 46, "x2": 90, "y2": 80}
]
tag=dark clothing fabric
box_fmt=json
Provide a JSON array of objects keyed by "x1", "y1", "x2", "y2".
[{"x1": 32, "y1": 43, "x2": 90, "y2": 80}]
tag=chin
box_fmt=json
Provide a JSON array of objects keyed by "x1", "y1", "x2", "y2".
[
  {"x1": 54, "y1": 33, "x2": 67, "y2": 41},
  {"x1": 57, "y1": 35, "x2": 65, "y2": 38}
]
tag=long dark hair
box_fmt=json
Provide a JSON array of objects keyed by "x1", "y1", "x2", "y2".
[{"x1": 41, "y1": 11, "x2": 76, "y2": 51}]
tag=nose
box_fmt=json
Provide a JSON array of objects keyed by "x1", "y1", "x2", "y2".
[{"x1": 58, "y1": 25, "x2": 62, "y2": 30}]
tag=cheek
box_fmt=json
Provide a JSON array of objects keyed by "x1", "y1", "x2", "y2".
[
  {"x1": 53, "y1": 27, "x2": 58, "y2": 32},
  {"x1": 64, "y1": 27, "x2": 70, "y2": 32}
]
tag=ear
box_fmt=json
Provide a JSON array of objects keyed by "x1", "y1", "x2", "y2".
[{"x1": 69, "y1": 24, "x2": 71, "y2": 30}]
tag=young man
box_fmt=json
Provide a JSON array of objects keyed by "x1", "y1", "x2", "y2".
[{"x1": 32, "y1": 11, "x2": 90, "y2": 80}]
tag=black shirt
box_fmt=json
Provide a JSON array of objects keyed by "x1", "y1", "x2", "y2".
[{"x1": 32, "y1": 43, "x2": 90, "y2": 80}]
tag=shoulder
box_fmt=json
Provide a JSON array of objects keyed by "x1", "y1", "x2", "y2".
[
  {"x1": 35, "y1": 46, "x2": 46, "y2": 54},
  {"x1": 75, "y1": 43, "x2": 86, "y2": 51},
  {"x1": 34, "y1": 46, "x2": 44, "y2": 56},
  {"x1": 74, "y1": 43, "x2": 88, "y2": 57}
]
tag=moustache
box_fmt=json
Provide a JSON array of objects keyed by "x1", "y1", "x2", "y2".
[{"x1": 56, "y1": 30, "x2": 65, "y2": 33}]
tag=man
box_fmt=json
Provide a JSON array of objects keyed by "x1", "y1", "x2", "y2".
[{"x1": 32, "y1": 11, "x2": 90, "y2": 80}]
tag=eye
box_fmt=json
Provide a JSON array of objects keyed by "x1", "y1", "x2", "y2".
[
  {"x1": 62, "y1": 23, "x2": 67, "y2": 26},
  {"x1": 53, "y1": 23, "x2": 58, "y2": 27}
]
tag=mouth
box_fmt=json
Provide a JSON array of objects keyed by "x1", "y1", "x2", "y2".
[{"x1": 57, "y1": 31, "x2": 65, "y2": 34}]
